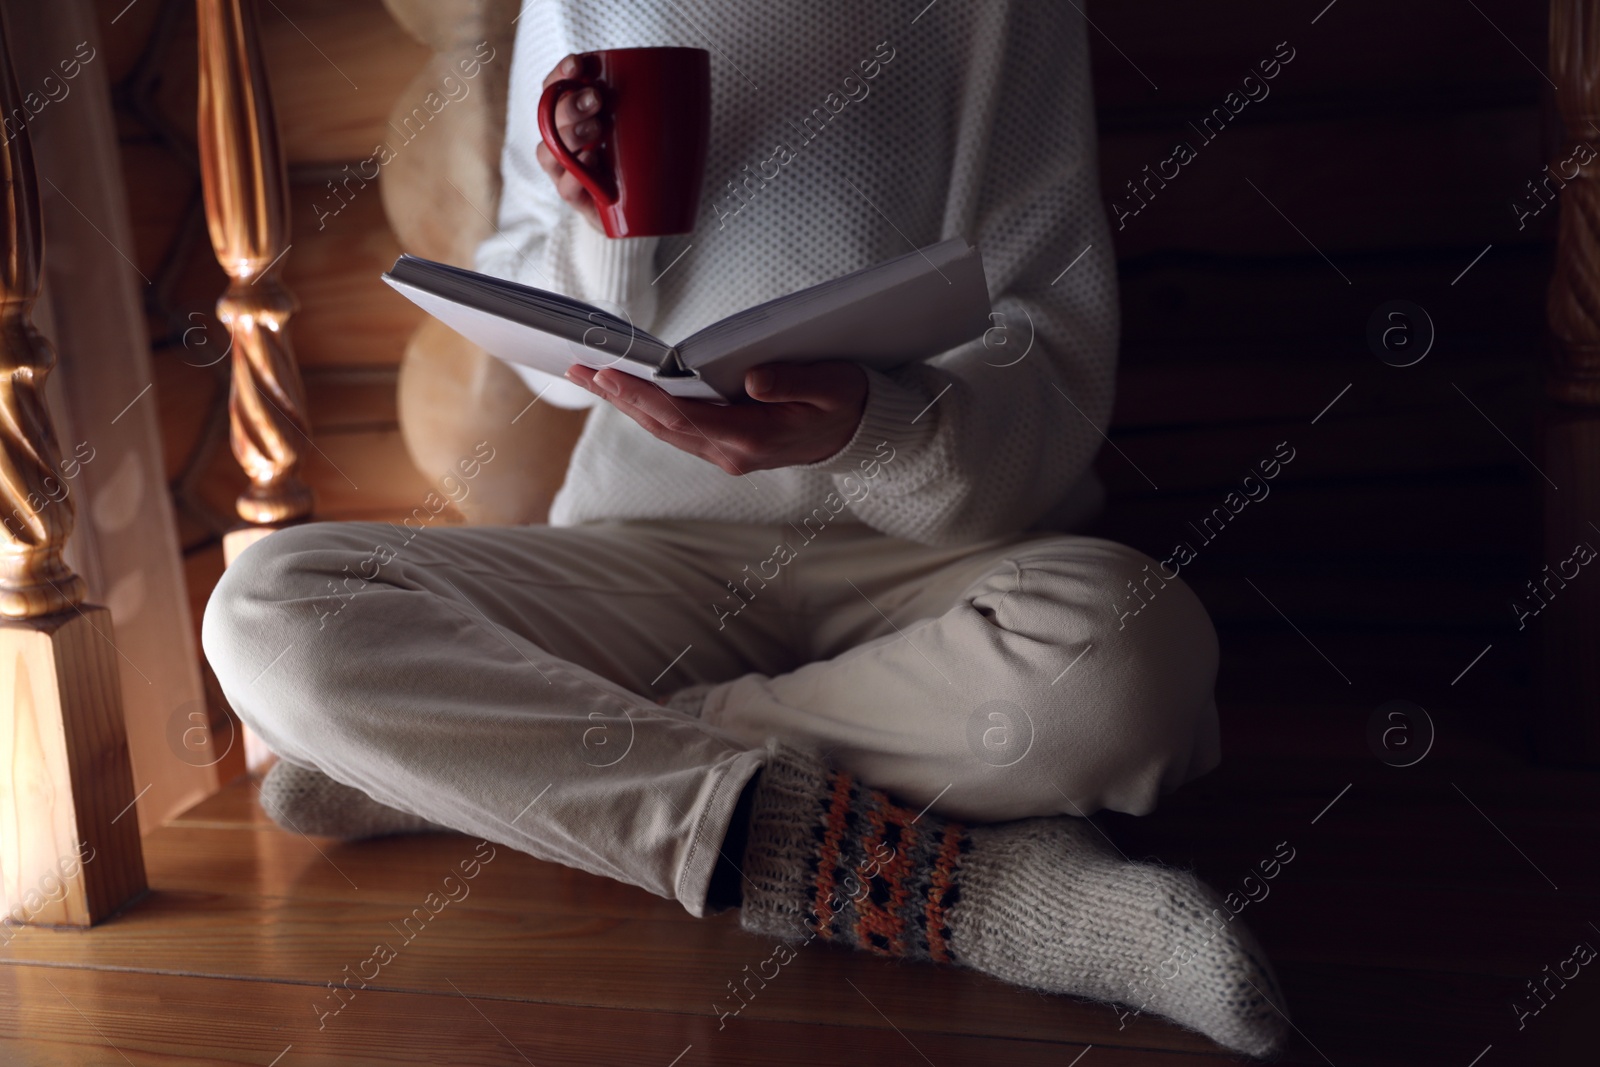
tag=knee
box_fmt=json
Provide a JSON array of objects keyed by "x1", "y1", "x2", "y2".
[
  {"x1": 988, "y1": 537, "x2": 1218, "y2": 692},
  {"x1": 202, "y1": 524, "x2": 344, "y2": 668},
  {"x1": 200, "y1": 523, "x2": 370, "y2": 743},
  {"x1": 1081, "y1": 538, "x2": 1219, "y2": 711},
  {"x1": 993, "y1": 539, "x2": 1220, "y2": 814}
]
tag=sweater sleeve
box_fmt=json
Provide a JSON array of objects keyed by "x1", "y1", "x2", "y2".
[
  {"x1": 472, "y1": 8, "x2": 663, "y2": 409},
  {"x1": 801, "y1": 7, "x2": 1118, "y2": 546}
]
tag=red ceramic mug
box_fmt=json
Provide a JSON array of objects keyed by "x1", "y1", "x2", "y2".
[{"x1": 538, "y1": 47, "x2": 711, "y2": 238}]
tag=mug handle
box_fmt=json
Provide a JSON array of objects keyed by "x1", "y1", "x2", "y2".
[{"x1": 537, "y1": 77, "x2": 617, "y2": 207}]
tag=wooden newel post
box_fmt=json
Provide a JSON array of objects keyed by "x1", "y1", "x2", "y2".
[
  {"x1": 0, "y1": 10, "x2": 147, "y2": 926},
  {"x1": 1548, "y1": 0, "x2": 1600, "y2": 406},
  {"x1": 1539, "y1": 0, "x2": 1600, "y2": 764},
  {"x1": 197, "y1": 0, "x2": 313, "y2": 563}
]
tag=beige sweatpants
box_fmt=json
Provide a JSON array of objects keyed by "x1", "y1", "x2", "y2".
[{"x1": 202, "y1": 518, "x2": 1220, "y2": 916}]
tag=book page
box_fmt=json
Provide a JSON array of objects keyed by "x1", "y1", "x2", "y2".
[{"x1": 678, "y1": 238, "x2": 991, "y2": 398}]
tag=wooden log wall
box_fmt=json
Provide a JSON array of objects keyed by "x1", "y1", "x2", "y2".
[{"x1": 1079, "y1": 1, "x2": 1549, "y2": 724}]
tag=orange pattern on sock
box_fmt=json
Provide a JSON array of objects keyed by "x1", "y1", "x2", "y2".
[{"x1": 808, "y1": 771, "x2": 855, "y2": 938}]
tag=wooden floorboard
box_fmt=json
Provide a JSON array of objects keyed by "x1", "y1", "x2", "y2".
[
  {"x1": 2, "y1": 965, "x2": 1264, "y2": 1067},
  {"x1": 0, "y1": 886, "x2": 1225, "y2": 1054},
  {"x1": 139, "y1": 820, "x2": 696, "y2": 922}
]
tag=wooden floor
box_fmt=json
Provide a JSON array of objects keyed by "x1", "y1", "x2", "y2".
[{"x1": 2, "y1": 628, "x2": 1595, "y2": 1067}]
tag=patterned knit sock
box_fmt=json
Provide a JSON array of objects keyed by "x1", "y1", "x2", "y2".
[
  {"x1": 257, "y1": 760, "x2": 446, "y2": 840},
  {"x1": 738, "y1": 743, "x2": 1290, "y2": 1059}
]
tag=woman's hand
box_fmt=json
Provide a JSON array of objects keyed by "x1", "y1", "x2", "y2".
[
  {"x1": 565, "y1": 362, "x2": 868, "y2": 474},
  {"x1": 537, "y1": 54, "x2": 606, "y2": 234}
]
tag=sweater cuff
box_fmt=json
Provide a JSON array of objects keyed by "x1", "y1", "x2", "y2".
[
  {"x1": 569, "y1": 220, "x2": 661, "y2": 308},
  {"x1": 803, "y1": 366, "x2": 938, "y2": 476}
]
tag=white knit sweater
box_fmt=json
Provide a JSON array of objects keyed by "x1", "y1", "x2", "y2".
[{"x1": 476, "y1": 0, "x2": 1117, "y2": 546}]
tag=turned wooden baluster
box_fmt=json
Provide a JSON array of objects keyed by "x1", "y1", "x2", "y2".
[
  {"x1": 0, "y1": 38, "x2": 84, "y2": 621},
  {"x1": 1539, "y1": 0, "x2": 1600, "y2": 764},
  {"x1": 197, "y1": 0, "x2": 313, "y2": 541},
  {"x1": 0, "y1": 7, "x2": 147, "y2": 926},
  {"x1": 1549, "y1": 0, "x2": 1600, "y2": 404}
]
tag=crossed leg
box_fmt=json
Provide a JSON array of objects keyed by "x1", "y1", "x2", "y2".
[
  {"x1": 204, "y1": 517, "x2": 1288, "y2": 1055},
  {"x1": 204, "y1": 518, "x2": 1219, "y2": 914}
]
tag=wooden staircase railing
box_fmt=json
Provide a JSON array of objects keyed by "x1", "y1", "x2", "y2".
[
  {"x1": 0, "y1": 6, "x2": 147, "y2": 927},
  {"x1": 1539, "y1": 0, "x2": 1600, "y2": 765},
  {"x1": 197, "y1": 0, "x2": 314, "y2": 565},
  {"x1": 196, "y1": 0, "x2": 316, "y2": 771}
]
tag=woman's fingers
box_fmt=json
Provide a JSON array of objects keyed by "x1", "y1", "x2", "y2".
[
  {"x1": 538, "y1": 54, "x2": 607, "y2": 231},
  {"x1": 542, "y1": 55, "x2": 603, "y2": 145},
  {"x1": 537, "y1": 142, "x2": 596, "y2": 201},
  {"x1": 535, "y1": 143, "x2": 583, "y2": 204},
  {"x1": 569, "y1": 368, "x2": 723, "y2": 438},
  {"x1": 534, "y1": 140, "x2": 563, "y2": 180},
  {"x1": 565, "y1": 368, "x2": 728, "y2": 465},
  {"x1": 564, "y1": 365, "x2": 860, "y2": 474},
  {"x1": 552, "y1": 88, "x2": 601, "y2": 143},
  {"x1": 535, "y1": 136, "x2": 604, "y2": 229},
  {"x1": 540, "y1": 54, "x2": 580, "y2": 90}
]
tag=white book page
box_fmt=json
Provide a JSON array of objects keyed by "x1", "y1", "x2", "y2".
[
  {"x1": 384, "y1": 278, "x2": 723, "y2": 400},
  {"x1": 678, "y1": 239, "x2": 991, "y2": 398}
]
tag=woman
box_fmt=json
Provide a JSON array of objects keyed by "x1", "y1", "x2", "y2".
[{"x1": 204, "y1": 1, "x2": 1287, "y2": 1055}]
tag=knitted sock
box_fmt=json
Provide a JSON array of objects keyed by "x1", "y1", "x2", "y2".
[
  {"x1": 737, "y1": 743, "x2": 1290, "y2": 1059},
  {"x1": 257, "y1": 760, "x2": 446, "y2": 840}
]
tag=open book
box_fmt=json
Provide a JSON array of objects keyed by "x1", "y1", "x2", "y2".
[{"x1": 382, "y1": 236, "x2": 991, "y2": 402}]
